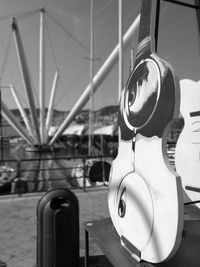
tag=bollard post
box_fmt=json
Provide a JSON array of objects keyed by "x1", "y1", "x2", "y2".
[
  {"x1": 37, "y1": 188, "x2": 79, "y2": 267},
  {"x1": 0, "y1": 260, "x2": 6, "y2": 267}
]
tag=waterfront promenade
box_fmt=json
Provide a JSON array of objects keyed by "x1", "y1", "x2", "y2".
[{"x1": 0, "y1": 188, "x2": 110, "y2": 267}]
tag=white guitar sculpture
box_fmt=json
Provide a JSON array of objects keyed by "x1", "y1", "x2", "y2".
[
  {"x1": 176, "y1": 79, "x2": 200, "y2": 208},
  {"x1": 108, "y1": 0, "x2": 184, "y2": 263}
]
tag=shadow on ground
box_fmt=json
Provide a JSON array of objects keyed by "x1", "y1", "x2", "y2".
[
  {"x1": 80, "y1": 255, "x2": 113, "y2": 266},
  {"x1": 29, "y1": 255, "x2": 112, "y2": 267}
]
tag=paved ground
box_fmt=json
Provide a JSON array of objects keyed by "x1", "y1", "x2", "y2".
[{"x1": 0, "y1": 187, "x2": 111, "y2": 267}]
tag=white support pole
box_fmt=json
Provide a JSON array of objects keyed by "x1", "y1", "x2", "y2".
[
  {"x1": 11, "y1": 17, "x2": 41, "y2": 144},
  {"x1": 1, "y1": 100, "x2": 33, "y2": 145},
  {"x1": 10, "y1": 84, "x2": 37, "y2": 144},
  {"x1": 130, "y1": 48, "x2": 135, "y2": 72},
  {"x1": 118, "y1": 0, "x2": 123, "y2": 101},
  {"x1": 39, "y1": 8, "x2": 46, "y2": 144},
  {"x1": 49, "y1": 14, "x2": 140, "y2": 145},
  {"x1": 118, "y1": 0, "x2": 123, "y2": 143},
  {"x1": 88, "y1": 0, "x2": 94, "y2": 156},
  {"x1": 46, "y1": 70, "x2": 59, "y2": 133}
]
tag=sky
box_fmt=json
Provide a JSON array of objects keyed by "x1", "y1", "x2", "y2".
[{"x1": 0, "y1": 0, "x2": 199, "y2": 112}]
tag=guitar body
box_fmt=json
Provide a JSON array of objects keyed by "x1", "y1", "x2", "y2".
[
  {"x1": 175, "y1": 79, "x2": 200, "y2": 208},
  {"x1": 108, "y1": 0, "x2": 184, "y2": 263}
]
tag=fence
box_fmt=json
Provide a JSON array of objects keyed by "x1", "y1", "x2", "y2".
[{"x1": 0, "y1": 155, "x2": 113, "y2": 196}]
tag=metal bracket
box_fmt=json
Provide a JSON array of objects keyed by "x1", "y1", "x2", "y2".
[{"x1": 163, "y1": 0, "x2": 200, "y2": 9}]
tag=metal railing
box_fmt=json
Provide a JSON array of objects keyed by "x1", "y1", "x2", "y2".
[{"x1": 0, "y1": 155, "x2": 112, "y2": 196}]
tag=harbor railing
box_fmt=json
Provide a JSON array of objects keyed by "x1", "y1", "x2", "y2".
[{"x1": 0, "y1": 155, "x2": 113, "y2": 196}]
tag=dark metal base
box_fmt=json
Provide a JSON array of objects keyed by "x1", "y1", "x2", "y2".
[{"x1": 84, "y1": 205, "x2": 200, "y2": 267}]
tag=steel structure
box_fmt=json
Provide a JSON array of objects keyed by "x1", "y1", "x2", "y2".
[{"x1": 0, "y1": 7, "x2": 140, "y2": 148}]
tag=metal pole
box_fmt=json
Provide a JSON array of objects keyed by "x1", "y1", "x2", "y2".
[
  {"x1": 195, "y1": 0, "x2": 200, "y2": 55},
  {"x1": 118, "y1": 0, "x2": 123, "y2": 102},
  {"x1": 39, "y1": 8, "x2": 46, "y2": 144},
  {"x1": 130, "y1": 48, "x2": 135, "y2": 73},
  {"x1": 0, "y1": 80, "x2": 3, "y2": 160},
  {"x1": 1, "y1": 100, "x2": 33, "y2": 145},
  {"x1": 49, "y1": 14, "x2": 140, "y2": 145},
  {"x1": 11, "y1": 17, "x2": 41, "y2": 145},
  {"x1": 46, "y1": 70, "x2": 59, "y2": 132},
  {"x1": 88, "y1": 0, "x2": 94, "y2": 156},
  {"x1": 10, "y1": 84, "x2": 36, "y2": 144},
  {"x1": 118, "y1": 0, "x2": 123, "y2": 144}
]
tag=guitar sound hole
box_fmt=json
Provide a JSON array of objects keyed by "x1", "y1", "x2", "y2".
[
  {"x1": 118, "y1": 187, "x2": 126, "y2": 218},
  {"x1": 124, "y1": 59, "x2": 160, "y2": 130},
  {"x1": 118, "y1": 199, "x2": 126, "y2": 218}
]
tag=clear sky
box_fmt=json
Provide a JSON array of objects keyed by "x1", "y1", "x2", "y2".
[{"x1": 0, "y1": 0, "x2": 199, "y2": 111}]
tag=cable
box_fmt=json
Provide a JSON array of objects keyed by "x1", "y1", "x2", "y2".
[
  {"x1": 46, "y1": 11, "x2": 90, "y2": 54},
  {"x1": 55, "y1": 68, "x2": 89, "y2": 109},
  {"x1": 0, "y1": 9, "x2": 40, "y2": 22},
  {"x1": 44, "y1": 15, "x2": 59, "y2": 71},
  {"x1": 54, "y1": 76, "x2": 72, "y2": 110},
  {"x1": 44, "y1": 14, "x2": 72, "y2": 109},
  {"x1": 95, "y1": 0, "x2": 114, "y2": 17},
  {"x1": 0, "y1": 30, "x2": 12, "y2": 79}
]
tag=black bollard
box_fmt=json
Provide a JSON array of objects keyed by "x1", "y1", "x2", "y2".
[
  {"x1": 37, "y1": 188, "x2": 79, "y2": 267},
  {"x1": 0, "y1": 260, "x2": 6, "y2": 267}
]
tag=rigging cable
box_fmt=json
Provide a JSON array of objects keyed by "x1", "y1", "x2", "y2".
[
  {"x1": 0, "y1": 30, "x2": 12, "y2": 79},
  {"x1": 0, "y1": 9, "x2": 40, "y2": 22},
  {"x1": 46, "y1": 10, "x2": 90, "y2": 54},
  {"x1": 44, "y1": 15, "x2": 59, "y2": 71},
  {"x1": 0, "y1": 31, "x2": 28, "y2": 107},
  {"x1": 14, "y1": 16, "x2": 40, "y2": 108},
  {"x1": 45, "y1": 13, "x2": 90, "y2": 109},
  {"x1": 44, "y1": 15, "x2": 72, "y2": 109},
  {"x1": 44, "y1": 1, "x2": 116, "y2": 110},
  {"x1": 93, "y1": 0, "x2": 114, "y2": 18},
  {"x1": 55, "y1": 69, "x2": 89, "y2": 109},
  {"x1": 44, "y1": 10, "x2": 89, "y2": 109}
]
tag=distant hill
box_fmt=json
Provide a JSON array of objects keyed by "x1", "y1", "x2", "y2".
[
  {"x1": 2, "y1": 105, "x2": 184, "y2": 143},
  {"x1": 95, "y1": 105, "x2": 118, "y2": 116},
  {"x1": 8, "y1": 105, "x2": 119, "y2": 127}
]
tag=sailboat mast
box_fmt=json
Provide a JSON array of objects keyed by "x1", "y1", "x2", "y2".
[
  {"x1": 88, "y1": 0, "x2": 94, "y2": 156},
  {"x1": 10, "y1": 84, "x2": 37, "y2": 144},
  {"x1": 49, "y1": 14, "x2": 140, "y2": 146},
  {"x1": 39, "y1": 8, "x2": 46, "y2": 144},
  {"x1": 1, "y1": 100, "x2": 33, "y2": 145},
  {"x1": 46, "y1": 70, "x2": 59, "y2": 132},
  {"x1": 130, "y1": 48, "x2": 135, "y2": 73},
  {"x1": 118, "y1": 0, "x2": 124, "y2": 101},
  {"x1": 0, "y1": 80, "x2": 3, "y2": 160},
  {"x1": 12, "y1": 17, "x2": 41, "y2": 145}
]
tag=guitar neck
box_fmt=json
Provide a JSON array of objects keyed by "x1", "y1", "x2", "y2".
[{"x1": 137, "y1": 0, "x2": 158, "y2": 55}]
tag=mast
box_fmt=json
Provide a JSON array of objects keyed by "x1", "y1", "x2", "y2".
[
  {"x1": 11, "y1": 17, "x2": 41, "y2": 145},
  {"x1": 1, "y1": 100, "x2": 33, "y2": 145},
  {"x1": 118, "y1": 0, "x2": 123, "y2": 101},
  {"x1": 118, "y1": 0, "x2": 123, "y2": 143},
  {"x1": 10, "y1": 84, "x2": 37, "y2": 144},
  {"x1": 130, "y1": 48, "x2": 135, "y2": 72},
  {"x1": 39, "y1": 8, "x2": 47, "y2": 144},
  {"x1": 0, "y1": 79, "x2": 3, "y2": 160},
  {"x1": 88, "y1": 0, "x2": 94, "y2": 156},
  {"x1": 46, "y1": 70, "x2": 59, "y2": 133},
  {"x1": 49, "y1": 14, "x2": 140, "y2": 145}
]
